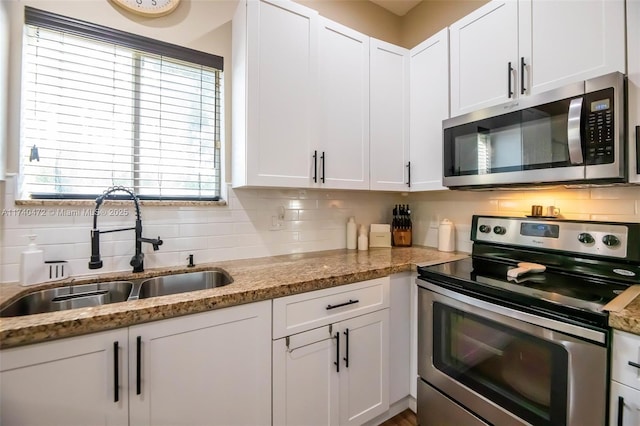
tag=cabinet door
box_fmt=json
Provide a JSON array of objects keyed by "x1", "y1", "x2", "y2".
[
  {"x1": 369, "y1": 38, "x2": 410, "y2": 191},
  {"x1": 0, "y1": 328, "x2": 128, "y2": 426},
  {"x1": 237, "y1": 0, "x2": 318, "y2": 188},
  {"x1": 518, "y1": 0, "x2": 625, "y2": 96},
  {"x1": 610, "y1": 381, "x2": 640, "y2": 426},
  {"x1": 627, "y1": 0, "x2": 640, "y2": 184},
  {"x1": 129, "y1": 301, "x2": 271, "y2": 426},
  {"x1": 273, "y1": 325, "x2": 340, "y2": 426},
  {"x1": 449, "y1": 0, "x2": 519, "y2": 117},
  {"x1": 318, "y1": 18, "x2": 369, "y2": 190},
  {"x1": 338, "y1": 309, "x2": 390, "y2": 426},
  {"x1": 409, "y1": 28, "x2": 449, "y2": 192}
]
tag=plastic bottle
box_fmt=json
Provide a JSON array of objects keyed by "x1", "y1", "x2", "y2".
[
  {"x1": 346, "y1": 217, "x2": 357, "y2": 250},
  {"x1": 357, "y1": 225, "x2": 368, "y2": 251},
  {"x1": 20, "y1": 235, "x2": 44, "y2": 286}
]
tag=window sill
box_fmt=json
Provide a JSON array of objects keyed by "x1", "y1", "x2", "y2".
[{"x1": 14, "y1": 199, "x2": 228, "y2": 207}]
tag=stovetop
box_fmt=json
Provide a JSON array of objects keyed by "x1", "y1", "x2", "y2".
[{"x1": 417, "y1": 215, "x2": 640, "y2": 329}]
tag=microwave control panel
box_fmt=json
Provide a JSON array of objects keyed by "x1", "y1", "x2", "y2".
[{"x1": 585, "y1": 88, "x2": 614, "y2": 165}]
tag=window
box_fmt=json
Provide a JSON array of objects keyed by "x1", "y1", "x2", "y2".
[{"x1": 20, "y1": 7, "x2": 223, "y2": 201}]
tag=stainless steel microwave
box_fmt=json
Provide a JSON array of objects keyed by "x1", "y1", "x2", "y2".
[{"x1": 442, "y1": 72, "x2": 626, "y2": 189}]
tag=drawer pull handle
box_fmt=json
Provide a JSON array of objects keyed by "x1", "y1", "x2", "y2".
[
  {"x1": 326, "y1": 299, "x2": 359, "y2": 310},
  {"x1": 628, "y1": 360, "x2": 640, "y2": 369}
]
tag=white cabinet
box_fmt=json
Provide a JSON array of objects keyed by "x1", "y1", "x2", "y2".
[
  {"x1": 628, "y1": 0, "x2": 640, "y2": 184},
  {"x1": 610, "y1": 330, "x2": 640, "y2": 426},
  {"x1": 519, "y1": 0, "x2": 625, "y2": 96},
  {"x1": 449, "y1": 0, "x2": 518, "y2": 116},
  {"x1": 369, "y1": 39, "x2": 410, "y2": 191},
  {"x1": 1, "y1": 301, "x2": 271, "y2": 426},
  {"x1": 408, "y1": 28, "x2": 449, "y2": 192},
  {"x1": 317, "y1": 18, "x2": 370, "y2": 190},
  {"x1": 449, "y1": 0, "x2": 625, "y2": 117},
  {"x1": 129, "y1": 301, "x2": 272, "y2": 426},
  {"x1": 232, "y1": 0, "x2": 319, "y2": 188},
  {"x1": 273, "y1": 278, "x2": 390, "y2": 425},
  {"x1": 0, "y1": 328, "x2": 129, "y2": 426}
]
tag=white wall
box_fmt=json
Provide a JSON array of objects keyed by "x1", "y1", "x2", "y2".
[
  {"x1": 411, "y1": 186, "x2": 640, "y2": 253},
  {"x1": 1, "y1": 176, "x2": 400, "y2": 283}
]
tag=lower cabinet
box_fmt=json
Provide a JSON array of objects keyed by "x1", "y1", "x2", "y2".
[
  {"x1": 273, "y1": 278, "x2": 390, "y2": 426},
  {"x1": 0, "y1": 300, "x2": 272, "y2": 426},
  {"x1": 129, "y1": 301, "x2": 272, "y2": 426},
  {"x1": 610, "y1": 329, "x2": 640, "y2": 426},
  {"x1": 0, "y1": 328, "x2": 129, "y2": 426}
]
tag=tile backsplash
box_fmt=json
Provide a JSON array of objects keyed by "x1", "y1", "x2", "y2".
[{"x1": 1, "y1": 175, "x2": 638, "y2": 284}]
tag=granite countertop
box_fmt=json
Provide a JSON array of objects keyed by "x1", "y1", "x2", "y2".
[
  {"x1": 609, "y1": 295, "x2": 640, "y2": 335},
  {"x1": 0, "y1": 246, "x2": 467, "y2": 349}
]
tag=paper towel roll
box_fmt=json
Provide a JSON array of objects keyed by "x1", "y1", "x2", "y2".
[{"x1": 438, "y1": 219, "x2": 455, "y2": 252}]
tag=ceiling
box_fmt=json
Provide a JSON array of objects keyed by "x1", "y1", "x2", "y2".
[{"x1": 369, "y1": 0, "x2": 423, "y2": 16}]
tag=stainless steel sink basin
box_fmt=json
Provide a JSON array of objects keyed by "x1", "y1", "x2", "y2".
[
  {"x1": 0, "y1": 281, "x2": 134, "y2": 317},
  {"x1": 138, "y1": 270, "x2": 234, "y2": 299}
]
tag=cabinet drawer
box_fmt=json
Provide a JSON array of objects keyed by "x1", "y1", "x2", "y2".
[
  {"x1": 273, "y1": 277, "x2": 390, "y2": 339},
  {"x1": 612, "y1": 330, "x2": 640, "y2": 391}
]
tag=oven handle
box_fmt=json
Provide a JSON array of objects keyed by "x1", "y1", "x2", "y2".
[
  {"x1": 567, "y1": 97, "x2": 585, "y2": 165},
  {"x1": 419, "y1": 280, "x2": 606, "y2": 344}
]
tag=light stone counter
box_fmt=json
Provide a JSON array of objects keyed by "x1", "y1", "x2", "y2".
[
  {"x1": 609, "y1": 296, "x2": 640, "y2": 335},
  {"x1": 0, "y1": 246, "x2": 467, "y2": 349}
]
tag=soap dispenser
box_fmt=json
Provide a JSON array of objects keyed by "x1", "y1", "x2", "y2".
[{"x1": 20, "y1": 235, "x2": 44, "y2": 286}]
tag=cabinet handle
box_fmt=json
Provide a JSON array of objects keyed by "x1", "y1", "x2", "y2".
[
  {"x1": 520, "y1": 57, "x2": 526, "y2": 95},
  {"x1": 313, "y1": 150, "x2": 318, "y2": 183},
  {"x1": 507, "y1": 62, "x2": 514, "y2": 98},
  {"x1": 636, "y1": 126, "x2": 640, "y2": 174},
  {"x1": 334, "y1": 332, "x2": 340, "y2": 373},
  {"x1": 628, "y1": 360, "x2": 640, "y2": 369},
  {"x1": 113, "y1": 341, "x2": 119, "y2": 403},
  {"x1": 618, "y1": 396, "x2": 624, "y2": 426},
  {"x1": 326, "y1": 299, "x2": 359, "y2": 310},
  {"x1": 406, "y1": 161, "x2": 411, "y2": 188},
  {"x1": 136, "y1": 336, "x2": 142, "y2": 395},
  {"x1": 320, "y1": 151, "x2": 325, "y2": 183},
  {"x1": 343, "y1": 328, "x2": 350, "y2": 368}
]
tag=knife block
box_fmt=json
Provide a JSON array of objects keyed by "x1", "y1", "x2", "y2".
[{"x1": 392, "y1": 229, "x2": 412, "y2": 247}]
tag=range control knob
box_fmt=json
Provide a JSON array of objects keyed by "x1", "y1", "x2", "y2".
[
  {"x1": 602, "y1": 235, "x2": 620, "y2": 247},
  {"x1": 493, "y1": 226, "x2": 507, "y2": 235},
  {"x1": 577, "y1": 233, "x2": 595, "y2": 244},
  {"x1": 479, "y1": 225, "x2": 491, "y2": 233}
]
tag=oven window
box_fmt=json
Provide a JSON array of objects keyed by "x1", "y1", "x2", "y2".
[{"x1": 433, "y1": 302, "x2": 568, "y2": 426}]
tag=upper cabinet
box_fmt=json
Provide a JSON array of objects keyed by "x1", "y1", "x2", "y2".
[
  {"x1": 232, "y1": 0, "x2": 319, "y2": 188},
  {"x1": 449, "y1": 0, "x2": 626, "y2": 117},
  {"x1": 317, "y1": 18, "x2": 370, "y2": 190},
  {"x1": 449, "y1": 1, "x2": 518, "y2": 117},
  {"x1": 409, "y1": 29, "x2": 449, "y2": 192},
  {"x1": 369, "y1": 39, "x2": 410, "y2": 191}
]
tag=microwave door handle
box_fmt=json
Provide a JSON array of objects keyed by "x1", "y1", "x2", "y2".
[{"x1": 567, "y1": 98, "x2": 584, "y2": 165}]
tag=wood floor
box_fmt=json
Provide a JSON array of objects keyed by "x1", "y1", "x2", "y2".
[{"x1": 379, "y1": 409, "x2": 417, "y2": 426}]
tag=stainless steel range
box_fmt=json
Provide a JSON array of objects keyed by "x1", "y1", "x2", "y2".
[{"x1": 416, "y1": 215, "x2": 640, "y2": 426}]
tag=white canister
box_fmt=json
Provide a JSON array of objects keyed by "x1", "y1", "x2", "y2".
[
  {"x1": 438, "y1": 219, "x2": 455, "y2": 252},
  {"x1": 346, "y1": 217, "x2": 357, "y2": 249}
]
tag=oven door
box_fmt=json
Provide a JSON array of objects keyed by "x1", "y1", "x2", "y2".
[{"x1": 417, "y1": 282, "x2": 607, "y2": 426}]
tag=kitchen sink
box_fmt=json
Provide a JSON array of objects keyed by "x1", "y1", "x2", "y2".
[
  {"x1": 0, "y1": 281, "x2": 134, "y2": 317},
  {"x1": 137, "y1": 270, "x2": 234, "y2": 299}
]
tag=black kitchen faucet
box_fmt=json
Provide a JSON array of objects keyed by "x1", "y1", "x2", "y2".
[{"x1": 88, "y1": 186, "x2": 163, "y2": 273}]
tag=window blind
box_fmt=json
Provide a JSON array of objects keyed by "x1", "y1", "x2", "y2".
[{"x1": 21, "y1": 7, "x2": 223, "y2": 200}]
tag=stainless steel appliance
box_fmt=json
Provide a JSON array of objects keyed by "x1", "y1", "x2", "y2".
[
  {"x1": 443, "y1": 72, "x2": 626, "y2": 188},
  {"x1": 416, "y1": 215, "x2": 640, "y2": 426}
]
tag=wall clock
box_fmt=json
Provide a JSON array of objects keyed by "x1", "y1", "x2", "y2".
[{"x1": 110, "y1": 0, "x2": 181, "y2": 17}]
